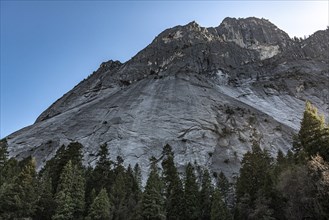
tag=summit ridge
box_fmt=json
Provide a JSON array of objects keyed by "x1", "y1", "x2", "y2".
[{"x1": 6, "y1": 17, "x2": 329, "y2": 180}]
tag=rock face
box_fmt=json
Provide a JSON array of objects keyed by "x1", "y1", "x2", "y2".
[{"x1": 6, "y1": 17, "x2": 329, "y2": 180}]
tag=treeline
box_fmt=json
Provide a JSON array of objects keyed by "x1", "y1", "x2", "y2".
[{"x1": 0, "y1": 101, "x2": 328, "y2": 220}]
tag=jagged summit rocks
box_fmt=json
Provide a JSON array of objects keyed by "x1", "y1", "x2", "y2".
[{"x1": 6, "y1": 17, "x2": 329, "y2": 180}]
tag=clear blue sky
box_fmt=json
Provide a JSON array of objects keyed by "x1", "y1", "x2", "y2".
[{"x1": 1, "y1": 1, "x2": 328, "y2": 138}]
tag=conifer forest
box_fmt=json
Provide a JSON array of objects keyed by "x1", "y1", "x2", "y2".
[{"x1": 0, "y1": 102, "x2": 328, "y2": 220}]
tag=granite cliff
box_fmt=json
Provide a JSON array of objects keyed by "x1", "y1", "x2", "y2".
[{"x1": 6, "y1": 17, "x2": 329, "y2": 180}]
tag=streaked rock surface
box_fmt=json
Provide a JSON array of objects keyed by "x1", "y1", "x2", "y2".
[{"x1": 6, "y1": 17, "x2": 329, "y2": 180}]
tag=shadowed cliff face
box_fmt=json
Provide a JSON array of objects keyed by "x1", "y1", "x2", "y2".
[{"x1": 6, "y1": 17, "x2": 329, "y2": 180}]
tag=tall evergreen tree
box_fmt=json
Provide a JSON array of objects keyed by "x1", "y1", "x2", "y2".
[
  {"x1": 88, "y1": 188, "x2": 112, "y2": 220},
  {"x1": 236, "y1": 142, "x2": 272, "y2": 201},
  {"x1": 211, "y1": 187, "x2": 232, "y2": 220},
  {"x1": 0, "y1": 154, "x2": 19, "y2": 219},
  {"x1": 133, "y1": 163, "x2": 142, "y2": 190},
  {"x1": 35, "y1": 170, "x2": 56, "y2": 220},
  {"x1": 200, "y1": 169, "x2": 213, "y2": 220},
  {"x1": 71, "y1": 163, "x2": 86, "y2": 218},
  {"x1": 296, "y1": 101, "x2": 329, "y2": 161},
  {"x1": 93, "y1": 143, "x2": 113, "y2": 193},
  {"x1": 142, "y1": 157, "x2": 166, "y2": 220},
  {"x1": 13, "y1": 157, "x2": 38, "y2": 219},
  {"x1": 161, "y1": 144, "x2": 184, "y2": 220},
  {"x1": 0, "y1": 180, "x2": 17, "y2": 219},
  {"x1": 53, "y1": 160, "x2": 85, "y2": 220},
  {"x1": 111, "y1": 161, "x2": 128, "y2": 220},
  {"x1": 44, "y1": 142, "x2": 84, "y2": 194},
  {"x1": 235, "y1": 142, "x2": 274, "y2": 219},
  {"x1": 248, "y1": 192, "x2": 275, "y2": 220},
  {"x1": 217, "y1": 171, "x2": 231, "y2": 206},
  {"x1": 53, "y1": 160, "x2": 75, "y2": 220},
  {"x1": 3, "y1": 158, "x2": 38, "y2": 218},
  {"x1": 183, "y1": 162, "x2": 200, "y2": 220},
  {"x1": 125, "y1": 164, "x2": 142, "y2": 220},
  {"x1": 85, "y1": 166, "x2": 96, "y2": 216},
  {"x1": 0, "y1": 139, "x2": 8, "y2": 175}
]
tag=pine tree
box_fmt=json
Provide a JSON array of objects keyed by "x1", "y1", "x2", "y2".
[
  {"x1": 53, "y1": 160, "x2": 75, "y2": 220},
  {"x1": 0, "y1": 181, "x2": 17, "y2": 219},
  {"x1": 0, "y1": 153, "x2": 19, "y2": 219},
  {"x1": 249, "y1": 193, "x2": 275, "y2": 220},
  {"x1": 161, "y1": 144, "x2": 184, "y2": 220},
  {"x1": 236, "y1": 142, "x2": 272, "y2": 201},
  {"x1": 71, "y1": 163, "x2": 85, "y2": 218},
  {"x1": 35, "y1": 170, "x2": 56, "y2": 220},
  {"x1": 234, "y1": 193, "x2": 253, "y2": 220},
  {"x1": 200, "y1": 169, "x2": 213, "y2": 220},
  {"x1": 53, "y1": 160, "x2": 85, "y2": 220},
  {"x1": 183, "y1": 162, "x2": 200, "y2": 220},
  {"x1": 272, "y1": 149, "x2": 290, "y2": 184},
  {"x1": 93, "y1": 143, "x2": 113, "y2": 193},
  {"x1": 296, "y1": 101, "x2": 329, "y2": 161},
  {"x1": 85, "y1": 166, "x2": 96, "y2": 216},
  {"x1": 44, "y1": 142, "x2": 84, "y2": 194},
  {"x1": 125, "y1": 164, "x2": 142, "y2": 220},
  {"x1": 88, "y1": 188, "x2": 112, "y2": 220},
  {"x1": 235, "y1": 142, "x2": 274, "y2": 219},
  {"x1": 211, "y1": 188, "x2": 232, "y2": 220},
  {"x1": 133, "y1": 163, "x2": 142, "y2": 190},
  {"x1": 13, "y1": 157, "x2": 39, "y2": 218},
  {"x1": 111, "y1": 162, "x2": 127, "y2": 220},
  {"x1": 217, "y1": 171, "x2": 230, "y2": 206},
  {"x1": 142, "y1": 157, "x2": 166, "y2": 220},
  {"x1": 0, "y1": 157, "x2": 19, "y2": 185},
  {"x1": 0, "y1": 139, "x2": 8, "y2": 173}
]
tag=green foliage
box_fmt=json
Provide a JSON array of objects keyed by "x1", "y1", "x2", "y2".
[
  {"x1": 133, "y1": 163, "x2": 142, "y2": 190},
  {"x1": 211, "y1": 188, "x2": 232, "y2": 220},
  {"x1": 13, "y1": 157, "x2": 39, "y2": 218},
  {"x1": 85, "y1": 166, "x2": 97, "y2": 215},
  {"x1": 53, "y1": 160, "x2": 85, "y2": 220},
  {"x1": 0, "y1": 181, "x2": 17, "y2": 219},
  {"x1": 183, "y1": 163, "x2": 200, "y2": 220},
  {"x1": 43, "y1": 142, "x2": 84, "y2": 194},
  {"x1": 236, "y1": 142, "x2": 272, "y2": 202},
  {"x1": 0, "y1": 158, "x2": 19, "y2": 186},
  {"x1": 3, "y1": 114, "x2": 328, "y2": 220},
  {"x1": 126, "y1": 164, "x2": 143, "y2": 219},
  {"x1": 0, "y1": 146, "x2": 20, "y2": 220},
  {"x1": 88, "y1": 188, "x2": 112, "y2": 220},
  {"x1": 235, "y1": 141, "x2": 275, "y2": 220},
  {"x1": 200, "y1": 169, "x2": 213, "y2": 220},
  {"x1": 111, "y1": 163, "x2": 128, "y2": 220},
  {"x1": 93, "y1": 143, "x2": 114, "y2": 193},
  {"x1": 217, "y1": 171, "x2": 231, "y2": 206},
  {"x1": 161, "y1": 144, "x2": 185, "y2": 220},
  {"x1": 142, "y1": 158, "x2": 166, "y2": 220},
  {"x1": 295, "y1": 101, "x2": 329, "y2": 161},
  {"x1": 248, "y1": 193, "x2": 275, "y2": 220},
  {"x1": 35, "y1": 170, "x2": 56, "y2": 220},
  {"x1": 0, "y1": 139, "x2": 9, "y2": 172}
]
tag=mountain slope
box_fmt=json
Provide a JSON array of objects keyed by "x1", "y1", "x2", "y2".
[{"x1": 6, "y1": 17, "x2": 329, "y2": 179}]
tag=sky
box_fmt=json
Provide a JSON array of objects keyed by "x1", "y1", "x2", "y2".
[{"x1": 1, "y1": 1, "x2": 328, "y2": 138}]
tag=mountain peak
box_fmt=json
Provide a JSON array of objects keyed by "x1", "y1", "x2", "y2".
[
  {"x1": 218, "y1": 16, "x2": 291, "y2": 47},
  {"x1": 6, "y1": 17, "x2": 329, "y2": 182}
]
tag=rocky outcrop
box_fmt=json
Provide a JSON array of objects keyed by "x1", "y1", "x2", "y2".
[{"x1": 6, "y1": 17, "x2": 329, "y2": 181}]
